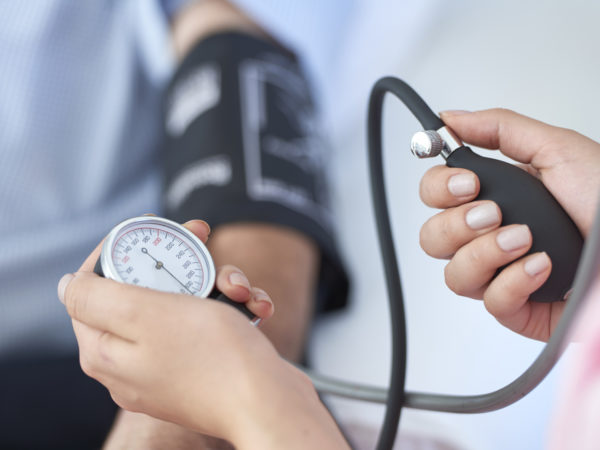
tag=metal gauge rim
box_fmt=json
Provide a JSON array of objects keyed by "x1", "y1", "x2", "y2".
[{"x1": 100, "y1": 216, "x2": 216, "y2": 298}]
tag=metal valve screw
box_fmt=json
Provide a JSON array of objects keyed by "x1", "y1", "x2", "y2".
[{"x1": 410, "y1": 130, "x2": 445, "y2": 158}]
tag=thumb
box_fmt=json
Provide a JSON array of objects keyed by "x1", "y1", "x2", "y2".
[{"x1": 439, "y1": 108, "x2": 572, "y2": 167}]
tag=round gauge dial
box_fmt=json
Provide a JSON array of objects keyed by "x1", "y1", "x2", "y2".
[{"x1": 99, "y1": 216, "x2": 215, "y2": 298}]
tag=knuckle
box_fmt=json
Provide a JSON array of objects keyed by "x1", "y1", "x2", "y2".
[
  {"x1": 492, "y1": 107, "x2": 514, "y2": 119},
  {"x1": 557, "y1": 127, "x2": 578, "y2": 140},
  {"x1": 125, "y1": 389, "x2": 141, "y2": 408},
  {"x1": 443, "y1": 262, "x2": 464, "y2": 295},
  {"x1": 109, "y1": 392, "x2": 125, "y2": 409},
  {"x1": 418, "y1": 176, "x2": 432, "y2": 203},
  {"x1": 465, "y1": 242, "x2": 486, "y2": 267},
  {"x1": 482, "y1": 289, "x2": 501, "y2": 317},
  {"x1": 482, "y1": 284, "x2": 518, "y2": 322},
  {"x1": 113, "y1": 283, "x2": 143, "y2": 323},
  {"x1": 438, "y1": 213, "x2": 457, "y2": 248},
  {"x1": 112, "y1": 387, "x2": 142, "y2": 413},
  {"x1": 65, "y1": 277, "x2": 86, "y2": 319},
  {"x1": 551, "y1": 128, "x2": 582, "y2": 156},
  {"x1": 96, "y1": 331, "x2": 114, "y2": 362},
  {"x1": 420, "y1": 217, "x2": 444, "y2": 257},
  {"x1": 419, "y1": 221, "x2": 433, "y2": 254},
  {"x1": 421, "y1": 212, "x2": 461, "y2": 259},
  {"x1": 120, "y1": 299, "x2": 140, "y2": 324},
  {"x1": 444, "y1": 256, "x2": 479, "y2": 297},
  {"x1": 495, "y1": 107, "x2": 511, "y2": 115},
  {"x1": 419, "y1": 166, "x2": 444, "y2": 206},
  {"x1": 79, "y1": 353, "x2": 96, "y2": 378},
  {"x1": 111, "y1": 391, "x2": 138, "y2": 412}
]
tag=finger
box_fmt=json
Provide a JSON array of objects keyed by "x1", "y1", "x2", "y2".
[
  {"x1": 214, "y1": 266, "x2": 274, "y2": 320},
  {"x1": 183, "y1": 219, "x2": 211, "y2": 244},
  {"x1": 215, "y1": 265, "x2": 252, "y2": 301},
  {"x1": 439, "y1": 108, "x2": 574, "y2": 166},
  {"x1": 58, "y1": 271, "x2": 168, "y2": 340},
  {"x1": 420, "y1": 200, "x2": 502, "y2": 259},
  {"x1": 248, "y1": 287, "x2": 275, "y2": 320},
  {"x1": 72, "y1": 319, "x2": 133, "y2": 378},
  {"x1": 79, "y1": 238, "x2": 105, "y2": 273},
  {"x1": 444, "y1": 224, "x2": 532, "y2": 298},
  {"x1": 420, "y1": 165, "x2": 480, "y2": 208},
  {"x1": 483, "y1": 252, "x2": 560, "y2": 341}
]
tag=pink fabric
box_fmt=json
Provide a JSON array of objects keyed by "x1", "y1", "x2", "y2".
[{"x1": 548, "y1": 279, "x2": 600, "y2": 450}]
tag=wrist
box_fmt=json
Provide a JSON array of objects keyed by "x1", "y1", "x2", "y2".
[{"x1": 229, "y1": 356, "x2": 349, "y2": 449}]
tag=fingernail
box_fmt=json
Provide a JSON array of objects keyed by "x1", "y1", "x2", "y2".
[
  {"x1": 253, "y1": 288, "x2": 274, "y2": 307},
  {"x1": 524, "y1": 252, "x2": 551, "y2": 277},
  {"x1": 496, "y1": 225, "x2": 531, "y2": 252},
  {"x1": 439, "y1": 110, "x2": 471, "y2": 117},
  {"x1": 229, "y1": 272, "x2": 251, "y2": 290},
  {"x1": 198, "y1": 220, "x2": 211, "y2": 235},
  {"x1": 57, "y1": 273, "x2": 74, "y2": 304},
  {"x1": 465, "y1": 203, "x2": 500, "y2": 230},
  {"x1": 448, "y1": 173, "x2": 476, "y2": 197},
  {"x1": 185, "y1": 219, "x2": 211, "y2": 235}
]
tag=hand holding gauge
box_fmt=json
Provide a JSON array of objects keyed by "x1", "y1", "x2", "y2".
[
  {"x1": 58, "y1": 217, "x2": 280, "y2": 442},
  {"x1": 94, "y1": 216, "x2": 260, "y2": 325}
]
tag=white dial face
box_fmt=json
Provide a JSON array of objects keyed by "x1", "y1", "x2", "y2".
[{"x1": 104, "y1": 218, "x2": 214, "y2": 297}]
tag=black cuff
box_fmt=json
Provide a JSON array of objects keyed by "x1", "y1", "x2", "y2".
[{"x1": 161, "y1": 31, "x2": 349, "y2": 312}]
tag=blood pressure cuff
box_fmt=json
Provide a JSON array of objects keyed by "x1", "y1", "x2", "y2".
[{"x1": 161, "y1": 32, "x2": 348, "y2": 312}]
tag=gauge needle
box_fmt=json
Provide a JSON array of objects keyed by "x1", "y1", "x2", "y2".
[{"x1": 141, "y1": 247, "x2": 194, "y2": 294}]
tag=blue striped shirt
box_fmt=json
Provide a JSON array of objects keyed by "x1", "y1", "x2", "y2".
[{"x1": 0, "y1": 0, "x2": 351, "y2": 357}]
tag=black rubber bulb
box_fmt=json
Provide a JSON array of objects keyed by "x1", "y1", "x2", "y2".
[{"x1": 446, "y1": 146, "x2": 583, "y2": 302}]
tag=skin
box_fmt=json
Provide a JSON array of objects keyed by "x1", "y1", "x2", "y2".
[
  {"x1": 419, "y1": 108, "x2": 600, "y2": 341},
  {"x1": 58, "y1": 220, "x2": 348, "y2": 450},
  {"x1": 102, "y1": 1, "x2": 320, "y2": 447}
]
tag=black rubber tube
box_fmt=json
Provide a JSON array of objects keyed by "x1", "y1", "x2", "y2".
[
  {"x1": 367, "y1": 77, "x2": 412, "y2": 450},
  {"x1": 371, "y1": 77, "x2": 444, "y2": 130}
]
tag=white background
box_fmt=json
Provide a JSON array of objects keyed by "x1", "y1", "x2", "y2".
[{"x1": 309, "y1": 1, "x2": 600, "y2": 449}]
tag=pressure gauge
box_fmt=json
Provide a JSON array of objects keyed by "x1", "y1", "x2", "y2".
[{"x1": 95, "y1": 216, "x2": 257, "y2": 323}]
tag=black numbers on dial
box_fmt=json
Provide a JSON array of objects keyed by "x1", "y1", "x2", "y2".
[{"x1": 111, "y1": 225, "x2": 205, "y2": 295}]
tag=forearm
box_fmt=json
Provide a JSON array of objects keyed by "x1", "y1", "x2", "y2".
[{"x1": 208, "y1": 224, "x2": 318, "y2": 361}]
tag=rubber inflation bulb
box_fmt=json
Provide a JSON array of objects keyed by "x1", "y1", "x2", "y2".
[{"x1": 446, "y1": 146, "x2": 583, "y2": 302}]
